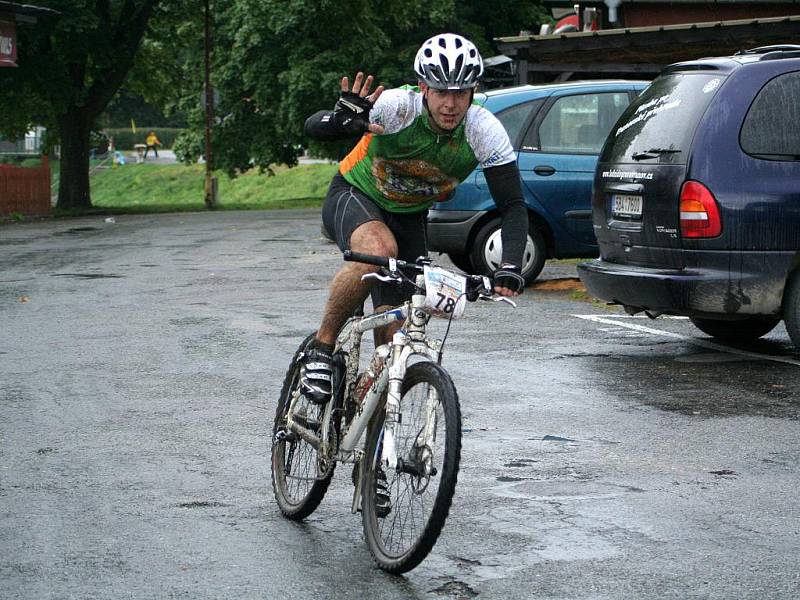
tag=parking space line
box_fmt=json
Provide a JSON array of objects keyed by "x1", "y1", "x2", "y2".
[{"x1": 573, "y1": 314, "x2": 800, "y2": 367}]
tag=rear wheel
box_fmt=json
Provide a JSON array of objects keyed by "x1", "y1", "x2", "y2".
[
  {"x1": 690, "y1": 315, "x2": 781, "y2": 342},
  {"x1": 469, "y1": 217, "x2": 546, "y2": 285},
  {"x1": 783, "y1": 273, "x2": 800, "y2": 349},
  {"x1": 361, "y1": 362, "x2": 461, "y2": 573},
  {"x1": 271, "y1": 334, "x2": 334, "y2": 520}
]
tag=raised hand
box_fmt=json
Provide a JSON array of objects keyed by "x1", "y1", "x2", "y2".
[{"x1": 339, "y1": 72, "x2": 385, "y2": 135}]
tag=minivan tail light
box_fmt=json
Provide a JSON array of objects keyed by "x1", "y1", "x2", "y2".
[{"x1": 679, "y1": 181, "x2": 721, "y2": 238}]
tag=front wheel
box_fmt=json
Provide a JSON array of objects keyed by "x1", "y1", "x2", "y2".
[
  {"x1": 361, "y1": 362, "x2": 461, "y2": 573},
  {"x1": 470, "y1": 217, "x2": 546, "y2": 285},
  {"x1": 271, "y1": 334, "x2": 334, "y2": 520},
  {"x1": 690, "y1": 315, "x2": 780, "y2": 342}
]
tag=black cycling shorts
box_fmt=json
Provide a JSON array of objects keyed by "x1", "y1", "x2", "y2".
[{"x1": 322, "y1": 173, "x2": 428, "y2": 309}]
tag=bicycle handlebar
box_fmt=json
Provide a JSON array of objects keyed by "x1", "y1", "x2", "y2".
[
  {"x1": 345, "y1": 250, "x2": 504, "y2": 304},
  {"x1": 344, "y1": 250, "x2": 395, "y2": 269},
  {"x1": 343, "y1": 250, "x2": 423, "y2": 271}
]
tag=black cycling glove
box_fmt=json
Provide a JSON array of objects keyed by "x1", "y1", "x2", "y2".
[
  {"x1": 333, "y1": 92, "x2": 373, "y2": 136},
  {"x1": 493, "y1": 264, "x2": 525, "y2": 294}
]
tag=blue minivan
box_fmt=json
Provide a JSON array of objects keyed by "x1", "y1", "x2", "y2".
[
  {"x1": 578, "y1": 46, "x2": 800, "y2": 347},
  {"x1": 427, "y1": 80, "x2": 649, "y2": 283}
]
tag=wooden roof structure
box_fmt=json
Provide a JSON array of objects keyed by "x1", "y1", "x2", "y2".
[
  {"x1": 496, "y1": 14, "x2": 800, "y2": 82},
  {"x1": 0, "y1": 1, "x2": 59, "y2": 21}
]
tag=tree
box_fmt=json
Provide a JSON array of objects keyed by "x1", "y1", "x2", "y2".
[
  {"x1": 1, "y1": 1, "x2": 162, "y2": 210},
  {"x1": 0, "y1": 0, "x2": 549, "y2": 210},
  {"x1": 171, "y1": 0, "x2": 548, "y2": 174},
  {"x1": 103, "y1": 89, "x2": 186, "y2": 128}
]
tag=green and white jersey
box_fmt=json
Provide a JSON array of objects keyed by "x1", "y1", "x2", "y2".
[{"x1": 339, "y1": 86, "x2": 515, "y2": 214}]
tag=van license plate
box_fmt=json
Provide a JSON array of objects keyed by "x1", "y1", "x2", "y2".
[{"x1": 612, "y1": 194, "x2": 643, "y2": 217}]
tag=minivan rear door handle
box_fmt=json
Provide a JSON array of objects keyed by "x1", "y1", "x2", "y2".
[{"x1": 533, "y1": 165, "x2": 556, "y2": 176}]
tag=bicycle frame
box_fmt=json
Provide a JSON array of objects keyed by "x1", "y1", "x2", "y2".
[{"x1": 284, "y1": 273, "x2": 442, "y2": 475}]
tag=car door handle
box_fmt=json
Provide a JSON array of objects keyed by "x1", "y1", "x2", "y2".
[{"x1": 533, "y1": 165, "x2": 556, "y2": 176}]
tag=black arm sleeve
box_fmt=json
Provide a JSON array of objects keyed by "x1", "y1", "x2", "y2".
[
  {"x1": 304, "y1": 110, "x2": 351, "y2": 141},
  {"x1": 483, "y1": 161, "x2": 528, "y2": 267},
  {"x1": 305, "y1": 92, "x2": 374, "y2": 141}
]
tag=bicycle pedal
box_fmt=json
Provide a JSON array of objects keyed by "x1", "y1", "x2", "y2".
[{"x1": 274, "y1": 429, "x2": 295, "y2": 443}]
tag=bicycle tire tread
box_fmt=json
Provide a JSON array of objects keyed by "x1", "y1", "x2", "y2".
[
  {"x1": 271, "y1": 333, "x2": 334, "y2": 520},
  {"x1": 361, "y1": 361, "x2": 462, "y2": 573}
]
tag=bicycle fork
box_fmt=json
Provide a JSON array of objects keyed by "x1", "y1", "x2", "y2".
[{"x1": 378, "y1": 338, "x2": 407, "y2": 470}]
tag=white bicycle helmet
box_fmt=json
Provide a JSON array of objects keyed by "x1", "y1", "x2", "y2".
[{"x1": 414, "y1": 33, "x2": 484, "y2": 90}]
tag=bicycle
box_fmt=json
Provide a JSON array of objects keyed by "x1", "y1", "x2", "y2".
[{"x1": 271, "y1": 250, "x2": 515, "y2": 573}]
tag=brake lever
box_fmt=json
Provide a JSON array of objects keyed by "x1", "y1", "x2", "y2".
[
  {"x1": 361, "y1": 272, "x2": 401, "y2": 283},
  {"x1": 479, "y1": 294, "x2": 517, "y2": 308}
]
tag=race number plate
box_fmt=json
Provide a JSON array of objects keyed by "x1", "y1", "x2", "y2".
[
  {"x1": 423, "y1": 266, "x2": 467, "y2": 319},
  {"x1": 612, "y1": 194, "x2": 643, "y2": 217}
]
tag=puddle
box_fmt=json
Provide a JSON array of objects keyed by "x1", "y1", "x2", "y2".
[
  {"x1": 542, "y1": 435, "x2": 577, "y2": 443},
  {"x1": 585, "y1": 355, "x2": 800, "y2": 419},
  {"x1": 51, "y1": 273, "x2": 123, "y2": 279},
  {"x1": 430, "y1": 580, "x2": 478, "y2": 598},
  {"x1": 53, "y1": 227, "x2": 99, "y2": 235},
  {"x1": 675, "y1": 352, "x2": 747, "y2": 364},
  {"x1": 176, "y1": 501, "x2": 229, "y2": 509},
  {"x1": 448, "y1": 556, "x2": 482, "y2": 567},
  {"x1": 504, "y1": 459, "x2": 538, "y2": 467},
  {"x1": 170, "y1": 316, "x2": 214, "y2": 327},
  {"x1": 709, "y1": 469, "x2": 737, "y2": 477}
]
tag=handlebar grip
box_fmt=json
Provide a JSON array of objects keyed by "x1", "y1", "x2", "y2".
[{"x1": 343, "y1": 250, "x2": 392, "y2": 268}]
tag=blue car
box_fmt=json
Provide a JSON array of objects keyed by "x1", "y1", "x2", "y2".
[
  {"x1": 578, "y1": 46, "x2": 800, "y2": 347},
  {"x1": 427, "y1": 80, "x2": 649, "y2": 283}
]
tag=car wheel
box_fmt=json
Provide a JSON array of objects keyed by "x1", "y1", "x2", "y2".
[
  {"x1": 783, "y1": 272, "x2": 800, "y2": 349},
  {"x1": 446, "y1": 253, "x2": 473, "y2": 273},
  {"x1": 689, "y1": 315, "x2": 781, "y2": 342},
  {"x1": 469, "y1": 218, "x2": 546, "y2": 285}
]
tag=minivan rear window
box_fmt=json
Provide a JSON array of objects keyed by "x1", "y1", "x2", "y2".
[
  {"x1": 740, "y1": 71, "x2": 800, "y2": 161},
  {"x1": 602, "y1": 73, "x2": 726, "y2": 164}
]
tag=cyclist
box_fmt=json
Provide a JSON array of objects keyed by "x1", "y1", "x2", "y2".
[{"x1": 300, "y1": 33, "x2": 528, "y2": 404}]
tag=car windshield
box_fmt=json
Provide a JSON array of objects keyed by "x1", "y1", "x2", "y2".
[{"x1": 602, "y1": 72, "x2": 727, "y2": 164}]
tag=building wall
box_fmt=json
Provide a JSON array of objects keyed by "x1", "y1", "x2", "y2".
[{"x1": 622, "y1": 3, "x2": 800, "y2": 27}]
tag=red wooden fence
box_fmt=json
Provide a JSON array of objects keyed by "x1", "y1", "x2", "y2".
[{"x1": 0, "y1": 157, "x2": 52, "y2": 216}]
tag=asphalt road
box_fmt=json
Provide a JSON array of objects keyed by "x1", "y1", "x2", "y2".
[{"x1": 1, "y1": 209, "x2": 798, "y2": 599}]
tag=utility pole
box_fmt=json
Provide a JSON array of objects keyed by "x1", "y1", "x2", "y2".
[{"x1": 203, "y1": 0, "x2": 217, "y2": 208}]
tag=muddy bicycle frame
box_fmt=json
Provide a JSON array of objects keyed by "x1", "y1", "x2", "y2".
[{"x1": 283, "y1": 265, "x2": 444, "y2": 505}]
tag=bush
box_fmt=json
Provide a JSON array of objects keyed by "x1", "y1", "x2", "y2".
[{"x1": 104, "y1": 128, "x2": 184, "y2": 151}]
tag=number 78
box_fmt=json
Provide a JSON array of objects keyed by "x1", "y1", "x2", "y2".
[{"x1": 435, "y1": 292, "x2": 456, "y2": 313}]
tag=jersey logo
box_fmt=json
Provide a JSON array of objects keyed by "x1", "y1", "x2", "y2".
[
  {"x1": 372, "y1": 158, "x2": 458, "y2": 205},
  {"x1": 482, "y1": 150, "x2": 506, "y2": 167}
]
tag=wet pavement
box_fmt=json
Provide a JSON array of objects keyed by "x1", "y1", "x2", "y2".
[{"x1": 1, "y1": 209, "x2": 799, "y2": 599}]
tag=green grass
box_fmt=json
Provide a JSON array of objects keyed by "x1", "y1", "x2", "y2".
[{"x1": 89, "y1": 162, "x2": 338, "y2": 213}]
